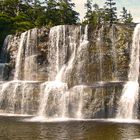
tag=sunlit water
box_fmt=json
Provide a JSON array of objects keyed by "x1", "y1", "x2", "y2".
[
  {"x1": 0, "y1": 116, "x2": 140, "y2": 140},
  {"x1": 116, "y1": 24, "x2": 140, "y2": 119}
]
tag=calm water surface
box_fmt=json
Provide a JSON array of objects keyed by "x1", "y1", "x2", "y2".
[{"x1": 0, "y1": 116, "x2": 140, "y2": 140}]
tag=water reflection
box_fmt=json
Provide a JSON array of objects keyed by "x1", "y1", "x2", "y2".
[
  {"x1": 37, "y1": 122, "x2": 87, "y2": 140},
  {"x1": 1, "y1": 116, "x2": 140, "y2": 140},
  {"x1": 117, "y1": 124, "x2": 140, "y2": 140}
]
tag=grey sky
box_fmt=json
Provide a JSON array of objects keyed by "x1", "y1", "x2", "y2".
[{"x1": 72, "y1": 0, "x2": 140, "y2": 22}]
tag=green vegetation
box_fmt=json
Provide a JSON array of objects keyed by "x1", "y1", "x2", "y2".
[
  {"x1": 84, "y1": 0, "x2": 133, "y2": 26},
  {"x1": 0, "y1": 0, "x2": 79, "y2": 47},
  {"x1": 104, "y1": 0, "x2": 117, "y2": 24},
  {"x1": 0, "y1": 0, "x2": 134, "y2": 48},
  {"x1": 120, "y1": 7, "x2": 133, "y2": 24}
]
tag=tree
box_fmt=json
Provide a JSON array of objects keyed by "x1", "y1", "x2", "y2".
[
  {"x1": 0, "y1": 0, "x2": 80, "y2": 49},
  {"x1": 84, "y1": 0, "x2": 92, "y2": 24},
  {"x1": 58, "y1": 0, "x2": 79, "y2": 24},
  {"x1": 120, "y1": 7, "x2": 127, "y2": 23},
  {"x1": 104, "y1": 0, "x2": 117, "y2": 25},
  {"x1": 0, "y1": 0, "x2": 20, "y2": 16},
  {"x1": 84, "y1": 1, "x2": 106, "y2": 26},
  {"x1": 45, "y1": 0, "x2": 60, "y2": 26},
  {"x1": 0, "y1": 13, "x2": 13, "y2": 48},
  {"x1": 93, "y1": 4, "x2": 107, "y2": 25},
  {"x1": 120, "y1": 7, "x2": 133, "y2": 24},
  {"x1": 85, "y1": 0, "x2": 92, "y2": 13},
  {"x1": 126, "y1": 12, "x2": 133, "y2": 23},
  {"x1": 44, "y1": 0, "x2": 79, "y2": 26}
]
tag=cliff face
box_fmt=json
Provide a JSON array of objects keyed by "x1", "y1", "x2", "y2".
[
  {"x1": 3, "y1": 24, "x2": 133, "y2": 84},
  {"x1": 0, "y1": 24, "x2": 134, "y2": 118},
  {"x1": 1, "y1": 27, "x2": 49, "y2": 81}
]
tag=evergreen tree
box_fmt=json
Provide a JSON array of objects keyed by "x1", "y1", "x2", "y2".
[
  {"x1": 120, "y1": 7, "x2": 133, "y2": 24},
  {"x1": 1, "y1": 0, "x2": 20, "y2": 16},
  {"x1": 84, "y1": 0, "x2": 96, "y2": 24},
  {"x1": 84, "y1": 1, "x2": 106, "y2": 26},
  {"x1": 58, "y1": 0, "x2": 79, "y2": 24},
  {"x1": 0, "y1": 0, "x2": 80, "y2": 48},
  {"x1": 85, "y1": 0, "x2": 92, "y2": 13},
  {"x1": 126, "y1": 12, "x2": 133, "y2": 23},
  {"x1": 120, "y1": 7, "x2": 127, "y2": 23},
  {"x1": 93, "y1": 4, "x2": 106, "y2": 25},
  {"x1": 45, "y1": 0, "x2": 60, "y2": 26},
  {"x1": 43, "y1": 0, "x2": 79, "y2": 26},
  {"x1": 104, "y1": 0, "x2": 117, "y2": 25}
]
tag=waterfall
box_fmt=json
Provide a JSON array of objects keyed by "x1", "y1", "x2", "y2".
[
  {"x1": 0, "y1": 32, "x2": 27, "y2": 114},
  {"x1": 37, "y1": 25, "x2": 89, "y2": 119},
  {"x1": 116, "y1": 24, "x2": 140, "y2": 119},
  {"x1": 14, "y1": 32, "x2": 27, "y2": 80},
  {"x1": 0, "y1": 24, "x2": 134, "y2": 119},
  {"x1": 23, "y1": 28, "x2": 38, "y2": 81},
  {"x1": 37, "y1": 26, "x2": 67, "y2": 118},
  {"x1": 97, "y1": 28, "x2": 103, "y2": 81},
  {"x1": 37, "y1": 25, "x2": 73, "y2": 118},
  {"x1": 0, "y1": 29, "x2": 40, "y2": 115},
  {"x1": 76, "y1": 86, "x2": 84, "y2": 118}
]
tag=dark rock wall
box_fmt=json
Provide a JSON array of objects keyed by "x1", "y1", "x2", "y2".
[
  {"x1": 0, "y1": 24, "x2": 134, "y2": 117},
  {"x1": 3, "y1": 24, "x2": 133, "y2": 84}
]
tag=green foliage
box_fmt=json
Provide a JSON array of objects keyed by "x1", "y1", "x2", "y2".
[
  {"x1": 44, "y1": 0, "x2": 79, "y2": 26},
  {"x1": 0, "y1": 13, "x2": 13, "y2": 48},
  {"x1": 83, "y1": 0, "x2": 133, "y2": 26},
  {"x1": 0, "y1": 0, "x2": 134, "y2": 49},
  {"x1": 126, "y1": 13, "x2": 133, "y2": 23},
  {"x1": 0, "y1": 0, "x2": 79, "y2": 48},
  {"x1": 58, "y1": 0, "x2": 79, "y2": 25},
  {"x1": 120, "y1": 7, "x2": 133, "y2": 24},
  {"x1": 104, "y1": 0, "x2": 117, "y2": 24},
  {"x1": 0, "y1": 0, "x2": 20, "y2": 16},
  {"x1": 84, "y1": 1, "x2": 106, "y2": 26}
]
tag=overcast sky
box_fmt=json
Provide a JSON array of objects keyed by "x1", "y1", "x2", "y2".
[{"x1": 72, "y1": 0, "x2": 140, "y2": 22}]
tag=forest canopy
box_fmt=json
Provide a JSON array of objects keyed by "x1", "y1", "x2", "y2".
[{"x1": 0, "y1": 0, "x2": 134, "y2": 48}]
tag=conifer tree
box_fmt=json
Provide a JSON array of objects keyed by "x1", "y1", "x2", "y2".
[
  {"x1": 120, "y1": 7, "x2": 133, "y2": 24},
  {"x1": 126, "y1": 12, "x2": 133, "y2": 23},
  {"x1": 120, "y1": 7, "x2": 127, "y2": 23},
  {"x1": 84, "y1": 0, "x2": 106, "y2": 26},
  {"x1": 58, "y1": 0, "x2": 79, "y2": 24},
  {"x1": 104, "y1": 0, "x2": 117, "y2": 25}
]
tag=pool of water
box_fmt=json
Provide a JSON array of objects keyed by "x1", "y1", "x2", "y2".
[{"x1": 0, "y1": 115, "x2": 140, "y2": 140}]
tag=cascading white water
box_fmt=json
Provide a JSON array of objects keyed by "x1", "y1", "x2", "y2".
[
  {"x1": 97, "y1": 28, "x2": 103, "y2": 81},
  {"x1": 0, "y1": 29, "x2": 40, "y2": 115},
  {"x1": 14, "y1": 28, "x2": 38, "y2": 81},
  {"x1": 37, "y1": 26, "x2": 67, "y2": 118},
  {"x1": 0, "y1": 32, "x2": 27, "y2": 114},
  {"x1": 116, "y1": 24, "x2": 140, "y2": 119},
  {"x1": 24, "y1": 28, "x2": 38, "y2": 80},
  {"x1": 37, "y1": 26, "x2": 70, "y2": 118},
  {"x1": 76, "y1": 86, "x2": 84, "y2": 118},
  {"x1": 37, "y1": 25, "x2": 89, "y2": 119},
  {"x1": 0, "y1": 24, "x2": 133, "y2": 119},
  {"x1": 14, "y1": 32, "x2": 27, "y2": 80}
]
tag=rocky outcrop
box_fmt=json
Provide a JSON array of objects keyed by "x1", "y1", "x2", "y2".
[
  {"x1": 0, "y1": 24, "x2": 134, "y2": 118},
  {"x1": 3, "y1": 24, "x2": 133, "y2": 84}
]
